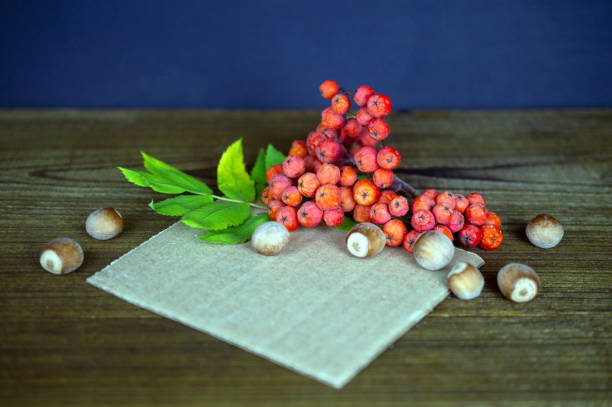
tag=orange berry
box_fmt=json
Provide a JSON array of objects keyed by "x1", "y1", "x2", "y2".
[
  {"x1": 480, "y1": 225, "x2": 503, "y2": 250},
  {"x1": 353, "y1": 179, "x2": 380, "y2": 206},
  {"x1": 319, "y1": 80, "x2": 339, "y2": 99},
  {"x1": 288, "y1": 140, "x2": 308, "y2": 158},
  {"x1": 323, "y1": 207, "x2": 344, "y2": 226},
  {"x1": 331, "y1": 93, "x2": 351, "y2": 115},
  {"x1": 432, "y1": 203, "x2": 453, "y2": 225},
  {"x1": 340, "y1": 165, "x2": 358, "y2": 187},
  {"x1": 467, "y1": 192, "x2": 486, "y2": 206},
  {"x1": 411, "y1": 195, "x2": 435, "y2": 212},
  {"x1": 485, "y1": 211, "x2": 502, "y2": 229},
  {"x1": 370, "y1": 203, "x2": 392, "y2": 225},
  {"x1": 340, "y1": 186, "x2": 356, "y2": 212},
  {"x1": 316, "y1": 163, "x2": 341, "y2": 185},
  {"x1": 465, "y1": 203, "x2": 488, "y2": 226},
  {"x1": 267, "y1": 200, "x2": 283, "y2": 221},
  {"x1": 265, "y1": 164, "x2": 283, "y2": 183},
  {"x1": 433, "y1": 224, "x2": 454, "y2": 242},
  {"x1": 372, "y1": 168, "x2": 394, "y2": 189},
  {"x1": 436, "y1": 191, "x2": 456, "y2": 209},
  {"x1": 403, "y1": 230, "x2": 420, "y2": 253},
  {"x1": 297, "y1": 172, "x2": 320, "y2": 198},
  {"x1": 315, "y1": 184, "x2": 341, "y2": 211},
  {"x1": 269, "y1": 174, "x2": 292, "y2": 200},
  {"x1": 422, "y1": 189, "x2": 438, "y2": 199},
  {"x1": 353, "y1": 204, "x2": 372, "y2": 223},
  {"x1": 281, "y1": 186, "x2": 302, "y2": 207},
  {"x1": 276, "y1": 206, "x2": 299, "y2": 232},
  {"x1": 455, "y1": 194, "x2": 469, "y2": 212},
  {"x1": 378, "y1": 190, "x2": 398, "y2": 205},
  {"x1": 261, "y1": 187, "x2": 272, "y2": 205},
  {"x1": 382, "y1": 219, "x2": 407, "y2": 247},
  {"x1": 306, "y1": 131, "x2": 326, "y2": 155}
]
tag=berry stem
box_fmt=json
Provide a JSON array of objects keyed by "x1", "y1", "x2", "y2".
[
  {"x1": 195, "y1": 192, "x2": 267, "y2": 209},
  {"x1": 339, "y1": 87, "x2": 354, "y2": 99},
  {"x1": 392, "y1": 175, "x2": 420, "y2": 197}
]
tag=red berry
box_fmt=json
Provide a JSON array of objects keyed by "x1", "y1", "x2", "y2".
[
  {"x1": 297, "y1": 172, "x2": 320, "y2": 198},
  {"x1": 411, "y1": 195, "x2": 435, "y2": 213},
  {"x1": 316, "y1": 163, "x2": 341, "y2": 185},
  {"x1": 356, "y1": 107, "x2": 373, "y2": 126},
  {"x1": 321, "y1": 107, "x2": 345, "y2": 130},
  {"x1": 448, "y1": 210, "x2": 465, "y2": 233},
  {"x1": 306, "y1": 131, "x2": 326, "y2": 155},
  {"x1": 319, "y1": 80, "x2": 339, "y2": 99},
  {"x1": 353, "y1": 179, "x2": 380, "y2": 206},
  {"x1": 267, "y1": 200, "x2": 283, "y2": 220},
  {"x1": 434, "y1": 224, "x2": 454, "y2": 242},
  {"x1": 282, "y1": 155, "x2": 305, "y2": 178},
  {"x1": 323, "y1": 208, "x2": 344, "y2": 226},
  {"x1": 436, "y1": 191, "x2": 456, "y2": 210},
  {"x1": 269, "y1": 174, "x2": 292, "y2": 200},
  {"x1": 370, "y1": 203, "x2": 392, "y2": 225},
  {"x1": 341, "y1": 119, "x2": 362, "y2": 139},
  {"x1": 366, "y1": 94, "x2": 392, "y2": 117},
  {"x1": 485, "y1": 211, "x2": 502, "y2": 229},
  {"x1": 281, "y1": 186, "x2": 302, "y2": 207},
  {"x1": 465, "y1": 203, "x2": 488, "y2": 226},
  {"x1": 353, "y1": 85, "x2": 375, "y2": 107},
  {"x1": 315, "y1": 139, "x2": 342, "y2": 163},
  {"x1": 265, "y1": 164, "x2": 283, "y2": 183},
  {"x1": 455, "y1": 194, "x2": 470, "y2": 213},
  {"x1": 340, "y1": 165, "x2": 358, "y2": 187},
  {"x1": 372, "y1": 168, "x2": 394, "y2": 189},
  {"x1": 389, "y1": 195, "x2": 409, "y2": 217},
  {"x1": 331, "y1": 93, "x2": 351, "y2": 115},
  {"x1": 339, "y1": 186, "x2": 356, "y2": 212},
  {"x1": 382, "y1": 219, "x2": 407, "y2": 247},
  {"x1": 377, "y1": 146, "x2": 401, "y2": 169},
  {"x1": 297, "y1": 201, "x2": 323, "y2": 228},
  {"x1": 378, "y1": 190, "x2": 398, "y2": 205},
  {"x1": 276, "y1": 206, "x2": 299, "y2": 232},
  {"x1": 367, "y1": 118, "x2": 390, "y2": 141},
  {"x1": 432, "y1": 203, "x2": 453, "y2": 225},
  {"x1": 411, "y1": 209, "x2": 436, "y2": 232},
  {"x1": 353, "y1": 146, "x2": 379, "y2": 173},
  {"x1": 303, "y1": 155, "x2": 316, "y2": 172},
  {"x1": 458, "y1": 225, "x2": 483, "y2": 248},
  {"x1": 316, "y1": 123, "x2": 338, "y2": 139},
  {"x1": 403, "y1": 230, "x2": 420, "y2": 254},
  {"x1": 359, "y1": 130, "x2": 379, "y2": 147},
  {"x1": 467, "y1": 192, "x2": 486, "y2": 206},
  {"x1": 312, "y1": 159, "x2": 323, "y2": 173},
  {"x1": 422, "y1": 189, "x2": 438, "y2": 199},
  {"x1": 353, "y1": 204, "x2": 371, "y2": 223},
  {"x1": 315, "y1": 184, "x2": 341, "y2": 211}
]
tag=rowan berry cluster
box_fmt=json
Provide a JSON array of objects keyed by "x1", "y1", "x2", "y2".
[
  {"x1": 260, "y1": 80, "x2": 403, "y2": 234},
  {"x1": 403, "y1": 190, "x2": 503, "y2": 253},
  {"x1": 260, "y1": 79, "x2": 503, "y2": 253}
]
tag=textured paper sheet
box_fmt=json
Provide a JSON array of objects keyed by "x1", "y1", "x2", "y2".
[{"x1": 87, "y1": 222, "x2": 483, "y2": 388}]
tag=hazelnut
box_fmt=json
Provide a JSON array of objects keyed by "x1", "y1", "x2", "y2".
[
  {"x1": 86, "y1": 208, "x2": 124, "y2": 240},
  {"x1": 413, "y1": 230, "x2": 455, "y2": 271},
  {"x1": 526, "y1": 214, "x2": 564, "y2": 248},
  {"x1": 346, "y1": 222, "x2": 386, "y2": 258},
  {"x1": 497, "y1": 263, "x2": 540, "y2": 303},
  {"x1": 447, "y1": 262, "x2": 484, "y2": 300},
  {"x1": 39, "y1": 238, "x2": 84, "y2": 275},
  {"x1": 251, "y1": 221, "x2": 290, "y2": 255}
]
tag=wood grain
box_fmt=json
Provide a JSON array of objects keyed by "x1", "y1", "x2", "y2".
[{"x1": 0, "y1": 109, "x2": 610, "y2": 406}]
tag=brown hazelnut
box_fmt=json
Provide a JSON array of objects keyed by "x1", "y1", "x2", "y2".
[
  {"x1": 526, "y1": 214, "x2": 563, "y2": 249},
  {"x1": 86, "y1": 208, "x2": 124, "y2": 240},
  {"x1": 39, "y1": 238, "x2": 84, "y2": 275}
]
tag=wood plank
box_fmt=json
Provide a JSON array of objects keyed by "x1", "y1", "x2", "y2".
[{"x1": 0, "y1": 109, "x2": 610, "y2": 406}]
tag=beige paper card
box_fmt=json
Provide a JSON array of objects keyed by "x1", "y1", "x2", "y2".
[{"x1": 87, "y1": 222, "x2": 483, "y2": 388}]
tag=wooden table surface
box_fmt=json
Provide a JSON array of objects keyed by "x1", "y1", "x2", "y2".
[{"x1": 1, "y1": 109, "x2": 610, "y2": 406}]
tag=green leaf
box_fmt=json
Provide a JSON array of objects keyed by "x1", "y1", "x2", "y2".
[
  {"x1": 181, "y1": 201, "x2": 250, "y2": 231},
  {"x1": 141, "y1": 173, "x2": 188, "y2": 194},
  {"x1": 335, "y1": 216, "x2": 357, "y2": 231},
  {"x1": 141, "y1": 152, "x2": 212, "y2": 195},
  {"x1": 251, "y1": 148, "x2": 267, "y2": 199},
  {"x1": 199, "y1": 213, "x2": 269, "y2": 244},
  {"x1": 149, "y1": 195, "x2": 213, "y2": 216},
  {"x1": 118, "y1": 167, "x2": 149, "y2": 187},
  {"x1": 264, "y1": 144, "x2": 286, "y2": 170},
  {"x1": 217, "y1": 139, "x2": 255, "y2": 201}
]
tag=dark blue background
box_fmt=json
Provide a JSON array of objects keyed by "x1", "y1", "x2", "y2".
[{"x1": 1, "y1": 1, "x2": 611, "y2": 109}]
